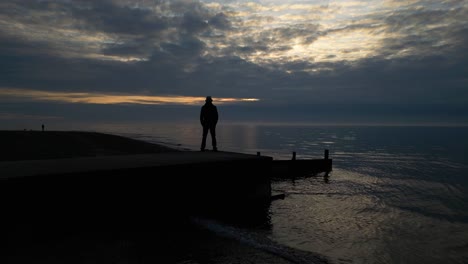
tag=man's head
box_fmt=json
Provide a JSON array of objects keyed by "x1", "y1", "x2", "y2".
[{"x1": 205, "y1": 96, "x2": 213, "y2": 103}]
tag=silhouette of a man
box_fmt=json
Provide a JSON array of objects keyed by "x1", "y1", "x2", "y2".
[{"x1": 200, "y1": 96, "x2": 218, "y2": 151}]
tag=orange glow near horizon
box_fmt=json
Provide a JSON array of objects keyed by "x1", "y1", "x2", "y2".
[{"x1": 0, "y1": 88, "x2": 259, "y2": 105}]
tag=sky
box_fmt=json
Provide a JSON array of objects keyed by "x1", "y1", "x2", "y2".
[{"x1": 1, "y1": 0, "x2": 467, "y2": 128}]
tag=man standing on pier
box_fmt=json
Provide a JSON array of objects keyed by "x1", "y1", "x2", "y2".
[{"x1": 200, "y1": 96, "x2": 218, "y2": 152}]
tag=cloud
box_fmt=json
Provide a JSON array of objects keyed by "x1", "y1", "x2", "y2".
[
  {"x1": 0, "y1": 0, "x2": 230, "y2": 61},
  {"x1": 380, "y1": 5, "x2": 468, "y2": 58},
  {"x1": 0, "y1": 0, "x2": 467, "y2": 125}
]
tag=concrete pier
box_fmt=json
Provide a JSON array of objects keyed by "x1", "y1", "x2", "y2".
[{"x1": 2, "y1": 151, "x2": 273, "y2": 230}]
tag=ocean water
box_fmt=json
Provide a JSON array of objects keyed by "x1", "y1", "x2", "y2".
[{"x1": 79, "y1": 122, "x2": 468, "y2": 264}]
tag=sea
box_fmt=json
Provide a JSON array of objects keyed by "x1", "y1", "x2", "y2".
[{"x1": 64, "y1": 122, "x2": 468, "y2": 263}]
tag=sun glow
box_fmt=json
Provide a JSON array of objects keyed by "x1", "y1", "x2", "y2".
[
  {"x1": 308, "y1": 28, "x2": 384, "y2": 62},
  {"x1": 213, "y1": 1, "x2": 391, "y2": 68},
  {"x1": 0, "y1": 88, "x2": 259, "y2": 105}
]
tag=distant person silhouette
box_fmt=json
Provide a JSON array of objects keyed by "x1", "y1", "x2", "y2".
[{"x1": 200, "y1": 96, "x2": 218, "y2": 151}]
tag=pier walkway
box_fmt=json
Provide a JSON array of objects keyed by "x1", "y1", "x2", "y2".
[{"x1": 1, "y1": 151, "x2": 271, "y2": 179}]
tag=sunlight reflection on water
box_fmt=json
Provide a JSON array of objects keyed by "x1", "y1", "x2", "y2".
[{"x1": 270, "y1": 168, "x2": 468, "y2": 264}]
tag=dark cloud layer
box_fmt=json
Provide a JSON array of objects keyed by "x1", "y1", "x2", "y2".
[{"x1": 0, "y1": 0, "x2": 467, "y2": 125}]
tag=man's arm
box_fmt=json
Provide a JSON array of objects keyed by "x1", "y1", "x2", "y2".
[{"x1": 200, "y1": 106, "x2": 204, "y2": 125}]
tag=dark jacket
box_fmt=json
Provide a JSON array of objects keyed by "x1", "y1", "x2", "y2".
[{"x1": 200, "y1": 102, "x2": 218, "y2": 127}]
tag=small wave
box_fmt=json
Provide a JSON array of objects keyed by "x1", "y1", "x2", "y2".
[{"x1": 191, "y1": 217, "x2": 330, "y2": 264}]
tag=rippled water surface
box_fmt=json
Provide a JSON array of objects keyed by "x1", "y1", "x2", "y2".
[{"x1": 80, "y1": 123, "x2": 468, "y2": 263}]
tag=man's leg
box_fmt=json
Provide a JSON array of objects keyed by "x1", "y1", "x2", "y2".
[
  {"x1": 210, "y1": 125, "x2": 217, "y2": 151},
  {"x1": 201, "y1": 126, "x2": 209, "y2": 151}
]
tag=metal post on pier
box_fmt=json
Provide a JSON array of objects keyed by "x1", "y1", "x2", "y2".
[
  {"x1": 324, "y1": 149, "x2": 329, "y2": 160},
  {"x1": 257, "y1": 152, "x2": 261, "y2": 156},
  {"x1": 292, "y1": 151, "x2": 296, "y2": 160}
]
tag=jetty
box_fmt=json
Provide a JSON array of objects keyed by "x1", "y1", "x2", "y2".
[
  {"x1": 271, "y1": 150, "x2": 332, "y2": 178},
  {"x1": 1, "y1": 131, "x2": 332, "y2": 229}
]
